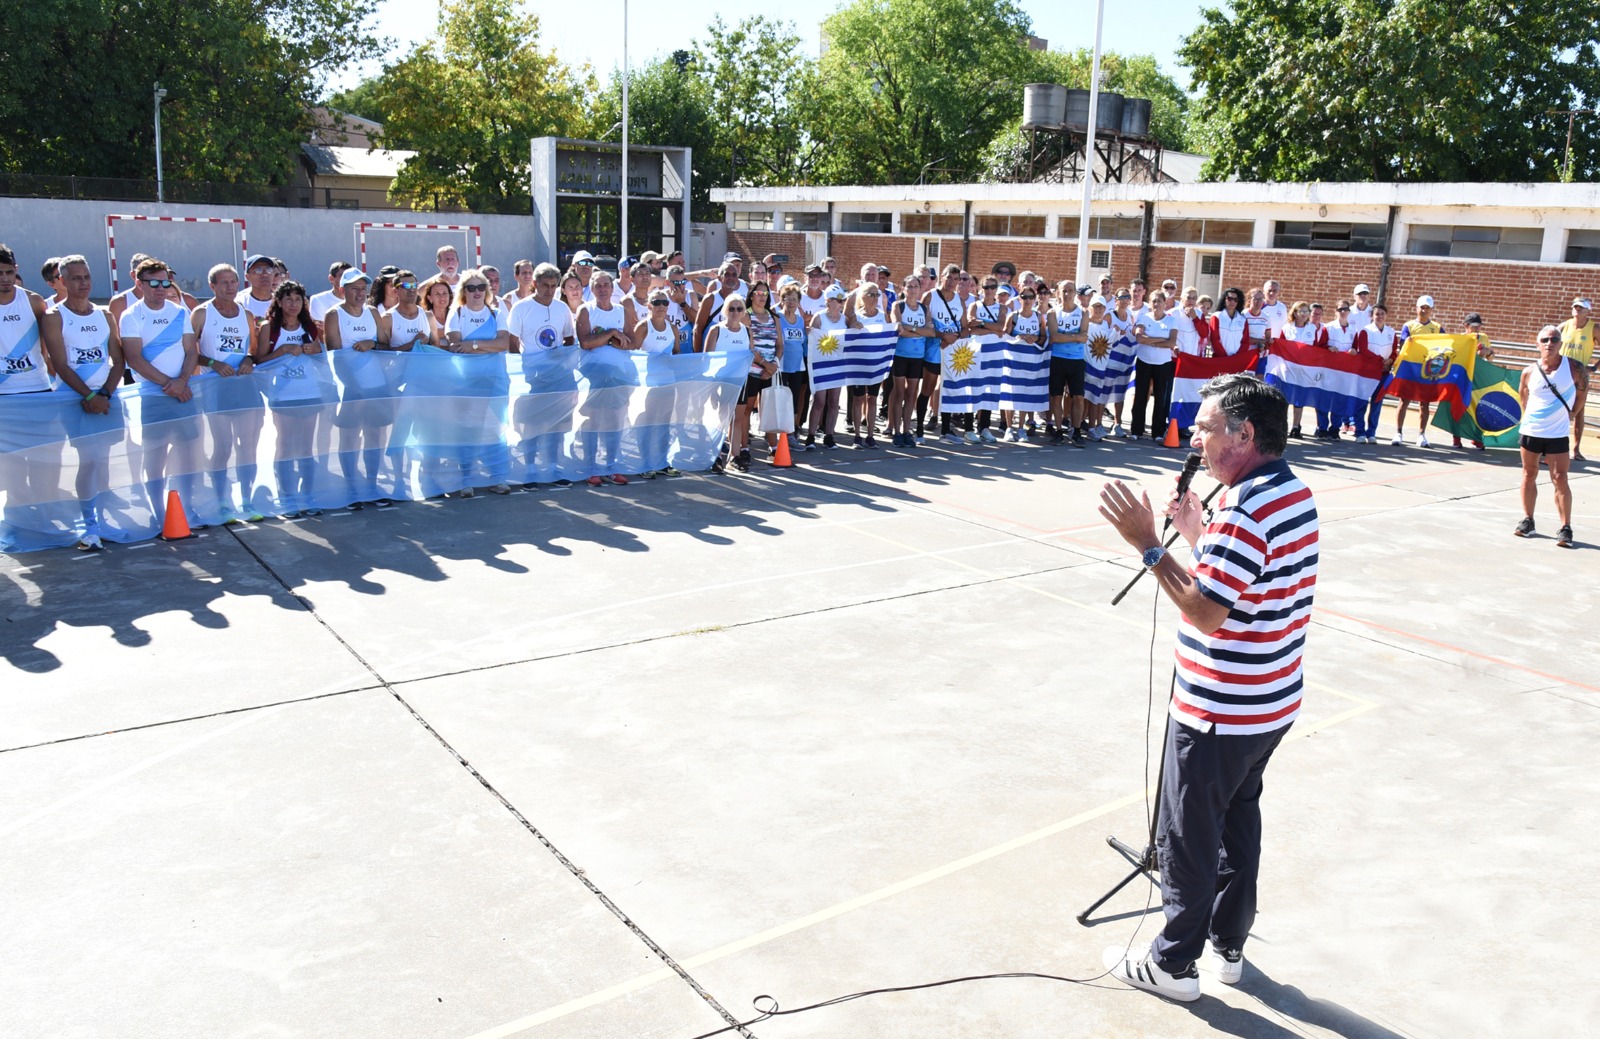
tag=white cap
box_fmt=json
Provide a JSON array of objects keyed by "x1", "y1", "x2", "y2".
[
  {"x1": 571, "y1": 250, "x2": 595, "y2": 265},
  {"x1": 823, "y1": 284, "x2": 848, "y2": 301},
  {"x1": 1573, "y1": 297, "x2": 1592, "y2": 310},
  {"x1": 1353, "y1": 283, "x2": 1370, "y2": 295},
  {"x1": 339, "y1": 268, "x2": 372, "y2": 287},
  {"x1": 1416, "y1": 294, "x2": 1435, "y2": 308}
]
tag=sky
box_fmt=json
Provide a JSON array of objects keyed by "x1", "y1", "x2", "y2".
[{"x1": 335, "y1": 0, "x2": 1202, "y2": 95}]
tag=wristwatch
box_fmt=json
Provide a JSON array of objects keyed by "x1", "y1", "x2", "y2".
[{"x1": 1141, "y1": 545, "x2": 1167, "y2": 569}]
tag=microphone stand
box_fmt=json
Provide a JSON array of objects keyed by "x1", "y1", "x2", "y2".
[
  {"x1": 1078, "y1": 477, "x2": 1225, "y2": 926},
  {"x1": 1108, "y1": 480, "x2": 1226, "y2": 606}
]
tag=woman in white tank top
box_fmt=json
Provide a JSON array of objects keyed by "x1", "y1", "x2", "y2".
[
  {"x1": 631, "y1": 289, "x2": 685, "y2": 478},
  {"x1": 253, "y1": 282, "x2": 329, "y2": 517},
  {"x1": 805, "y1": 289, "x2": 853, "y2": 450},
  {"x1": 575, "y1": 270, "x2": 637, "y2": 485}
]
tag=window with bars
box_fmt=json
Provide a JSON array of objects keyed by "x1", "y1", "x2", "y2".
[
  {"x1": 839, "y1": 212, "x2": 892, "y2": 234},
  {"x1": 784, "y1": 212, "x2": 828, "y2": 232},
  {"x1": 1059, "y1": 215, "x2": 1144, "y2": 241},
  {"x1": 901, "y1": 213, "x2": 965, "y2": 235},
  {"x1": 1273, "y1": 221, "x2": 1387, "y2": 252},
  {"x1": 1407, "y1": 224, "x2": 1541, "y2": 261},
  {"x1": 731, "y1": 211, "x2": 773, "y2": 231},
  {"x1": 1565, "y1": 229, "x2": 1600, "y2": 264},
  {"x1": 974, "y1": 214, "x2": 1047, "y2": 238},
  {"x1": 1158, "y1": 218, "x2": 1254, "y2": 246}
]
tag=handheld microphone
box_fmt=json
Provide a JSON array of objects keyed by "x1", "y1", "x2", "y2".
[{"x1": 1163, "y1": 452, "x2": 1204, "y2": 534}]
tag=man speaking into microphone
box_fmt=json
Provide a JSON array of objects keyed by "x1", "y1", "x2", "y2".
[{"x1": 1097, "y1": 373, "x2": 1319, "y2": 1001}]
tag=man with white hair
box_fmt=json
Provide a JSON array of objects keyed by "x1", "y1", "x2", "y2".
[{"x1": 1516, "y1": 324, "x2": 1580, "y2": 546}]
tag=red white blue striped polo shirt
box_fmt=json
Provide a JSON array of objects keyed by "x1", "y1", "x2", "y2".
[{"x1": 1175, "y1": 458, "x2": 1319, "y2": 735}]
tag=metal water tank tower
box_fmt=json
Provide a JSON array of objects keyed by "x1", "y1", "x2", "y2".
[
  {"x1": 1062, "y1": 89, "x2": 1091, "y2": 130},
  {"x1": 1120, "y1": 98, "x2": 1153, "y2": 137}
]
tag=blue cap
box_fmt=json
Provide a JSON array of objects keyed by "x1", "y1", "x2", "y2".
[
  {"x1": 244, "y1": 254, "x2": 273, "y2": 270},
  {"x1": 620, "y1": 255, "x2": 640, "y2": 269}
]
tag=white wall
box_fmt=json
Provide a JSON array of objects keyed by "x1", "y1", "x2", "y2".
[{"x1": 0, "y1": 197, "x2": 542, "y2": 302}]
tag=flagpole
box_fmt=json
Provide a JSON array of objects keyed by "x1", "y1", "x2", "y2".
[
  {"x1": 621, "y1": 0, "x2": 630, "y2": 264},
  {"x1": 1075, "y1": 0, "x2": 1106, "y2": 287}
]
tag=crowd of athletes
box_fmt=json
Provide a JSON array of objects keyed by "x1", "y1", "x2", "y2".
[{"x1": 0, "y1": 241, "x2": 1590, "y2": 551}]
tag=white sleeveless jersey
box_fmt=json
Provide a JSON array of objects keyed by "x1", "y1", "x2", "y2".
[
  {"x1": 330, "y1": 304, "x2": 379, "y2": 347},
  {"x1": 1011, "y1": 311, "x2": 1041, "y2": 339},
  {"x1": 1323, "y1": 322, "x2": 1357, "y2": 353},
  {"x1": 1348, "y1": 304, "x2": 1374, "y2": 333},
  {"x1": 59, "y1": 304, "x2": 114, "y2": 389},
  {"x1": 665, "y1": 300, "x2": 693, "y2": 351},
  {"x1": 118, "y1": 298, "x2": 191, "y2": 393},
  {"x1": 582, "y1": 300, "x2": 626, "y2": 336},
  {"x1": 241, "y1": 293, "x2": 273, "y2": 321},
  {"x1": 798, "y1": 292, "x2": 827, "y2": 317},
  {"x1": 712, "y1": 322, "x2": 751, "y2": 352},
  {"x1": 387, "y1": 307, "x2": 432, "y2": 350},
  {"x1": 0, "y1": 291, "x2": 50, "y2": 393},
  {"x1": 1524, "y1": 360, "x2": 1577, "y2": 439},
  {"x1": 813, "y1": 312, "x2": 850, "y2": 339},
  {"x1": 446, "y1": 304, "x2": 506, "y2": 344},
  {"x1": 275, "y1": 324, "x2": 311, "y2": 349},
  {"x1": 196, "y1": 303, "x2": 252, "y2": 362},
  {"x1": 638, "y1": 321, "x2": 676, "y2": 355},
  {"x1": 899, "y1": 301, "x2": 928, "y2": 333},
  {"x1": 973, "y1": 299, "x2": 1005, "y2": 327}
]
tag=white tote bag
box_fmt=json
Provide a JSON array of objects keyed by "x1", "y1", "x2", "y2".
[{"x1": 759, "y1": 379, "x2": 795, "y2": 434}]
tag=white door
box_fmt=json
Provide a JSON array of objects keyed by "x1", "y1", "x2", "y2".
[
  {"x1": 804, "y1": 232, "x2": 828, "y2": 268},
  {"x1": 915, "y1": 237, "x2": 942, "y2": 273},
  {"x1": 1194, "y1": 251, "x2": 1223, "y2": 300}
]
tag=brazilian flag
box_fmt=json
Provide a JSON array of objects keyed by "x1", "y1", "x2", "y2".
[{"x1": 1430, "y1": 357, "x2": 1523, "y2": 448}]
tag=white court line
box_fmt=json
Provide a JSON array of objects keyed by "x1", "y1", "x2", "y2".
[{"x1": 457, "y1": 684, "x2": 1381, "y2": 1039}]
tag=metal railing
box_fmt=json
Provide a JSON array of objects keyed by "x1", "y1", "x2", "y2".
[{"x1": 0, "y1": 172, "x2": 463, "y2": 212}]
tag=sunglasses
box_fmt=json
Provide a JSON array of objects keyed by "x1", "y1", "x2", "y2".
[
  {"x1": 575, "y1": 260, "x2": 594, "y2": 266},
  {"x1": 650, "y1": 300, "x2": 669, "y2": 307},
  {"x1": 142, "y1": 278, "x2": 174, "y2": 289},
  {"x1": 1540, "y1": 335, "x2": 1560, "y2": 343},
  {"x1": 1337, "y1": 306, "x2": 1350, "y2": 312},
  {"x1": 465, "y1": 285, "x2": 488, "y2": 293},
  {"x1": 983, "y1": 282, "x2": 999, "y2": 290},
  {"x1": 398, "y1": 281, "x2": 417, "y2": 290},
  {"x1": 671, "y1": 279, "x2": 687, "y2": 287},
  {"x1": 726, "y1": 306, "x2": 746, "y2": 313},
  {"x1": 768, "y1": 265, "x2": 783, "y2": 273},
  {"x1": 1020, "y1": 293, "x2": 1037, "y2": 300}
]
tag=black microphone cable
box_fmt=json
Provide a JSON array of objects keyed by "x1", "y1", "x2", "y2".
[{"x1": 675, "y1": 553, "x2": 1172, "y2": 1039}]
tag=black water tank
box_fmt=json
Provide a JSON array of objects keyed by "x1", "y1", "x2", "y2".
[
  {"x1": 1120, "y1": 98, "x2": 1152, "y2": 137},
  {"x1": 1096, "y1": 92, "x2": 1125, "y2": 133},
  {"x1": 1063, "y1": 89, "x2": 1090, "y2": 130}
]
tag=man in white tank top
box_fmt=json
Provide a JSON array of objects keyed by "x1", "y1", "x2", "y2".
[
  {"x1": 0, "y1": 244, "x2": 53, "y2": 396},
  {"x1": 309, "y1": 261, "x2": 351, "y2": 328},
  {"x1": 241, "y1": 254, "x2": 277, "y2": 320},
  {"x1": 1348, "y1": 284, "x2": 1374, "y2": 332},
  {"x1": 39, "y1": 255, "x2": 125, "y2": 549},
  {"x1": 119, "y1": 258, "x2": 205, "y2": 527}
]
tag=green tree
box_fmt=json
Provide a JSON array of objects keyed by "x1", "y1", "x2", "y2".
[
  {"x1": 1181, "y1": 0, "x2": 1600, "y2": 182},
  {"x1": 809, "y1": 0, "x2": 1041, "y2": 184},
  {"x1": 695, "y1": 16, "x2": 821, "y2": 192},
  {"x1": 2, "y1": 0, "x2": 382, "y2": 183},
  {"x1": 591, "y1": 56, "x2": 720, "y2": 219},
  {"x1": 374, "y1": 0, "x2": 595, "y2": 212}
]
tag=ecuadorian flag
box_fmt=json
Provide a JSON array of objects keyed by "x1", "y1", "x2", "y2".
[
  {"x1": 1384, "y1": 333, "x2": 1477, "y2": 420},
  {"x1": 1429, "y1": 356, "x2": 1523, "y2": 448}
]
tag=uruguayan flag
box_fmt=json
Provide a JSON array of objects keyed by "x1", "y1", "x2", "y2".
[
  {"x1": 1083, "y1": 325, "x2": 1138, "y2": 405},
  {"x1": 940, "y1": 335, "x2": 1050, "y2": 413},
  {"x1": 809, "y1": 323, "x2": 898, "y2": 392}
]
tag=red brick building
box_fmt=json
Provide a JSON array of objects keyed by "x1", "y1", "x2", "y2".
[{"x1": 712, "y1": 182, "x2": 1600, "y2": 344}]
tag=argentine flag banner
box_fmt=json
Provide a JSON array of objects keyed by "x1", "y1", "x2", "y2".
[
  {"x1": 939, "y1": 335, "x2": 1051, "y2": 413},
  {"x1": 1169, "y1": 348, "x2": 1262, "y2": 430},
  {"x1": 1083, "y1": 324, "x2": 1138, "y2": 405},
  {"x1": 1263, "y1": 337, "x2": 1387, "y2": 417},
  {"x1": 808, "y1": 322, "x2": 898, "y2": 392}
]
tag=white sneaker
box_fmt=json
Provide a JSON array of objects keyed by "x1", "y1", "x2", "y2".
[
  {"x1": 1017, "y1": 430, "x2": 1030, "y2": 443},
  {"x1": 1102, "y1": 944, "x2": 1200, "y2": 1003},
  {"x1": 1210, "y1": 945, "x2": 1244, "y2": 986},
  {"x1": 980, "y1": 429, "x2": 999, "y2": 444},
  {"x1": 962, "y1": 431, "x2": 981, "y2": 444},
  {"x1": 1089, "y1": 427, "x2": 1105, "y2": 441},
  {"x1": 1113, "y1": 424, "x2": 1128, "y2": 437},
  {"x1": 1390, "y1": 434, "x2": 1404, "y2": 446},
  {"x1": 1417, "y1": 434, "x2": 1431, "y2": 448},
  {"x1": 1006, "y1": 428, "x2": 1020, "y2": 442}
]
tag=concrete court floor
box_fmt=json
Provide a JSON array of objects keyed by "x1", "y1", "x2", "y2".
[{"x1": 2, "y1": 418, "x2": 1597, "y2": 1039}]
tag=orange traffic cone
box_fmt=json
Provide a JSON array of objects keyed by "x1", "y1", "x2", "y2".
[
  {"x1": 159, "y1": 489, "x2": 196, "y2": 541},
  {"x1": 1162, "y1": 418, "x2": 1182, "y2": 448},
  {"x1": 773, "y1": 433, "x2": 794, "y2": 468}
]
